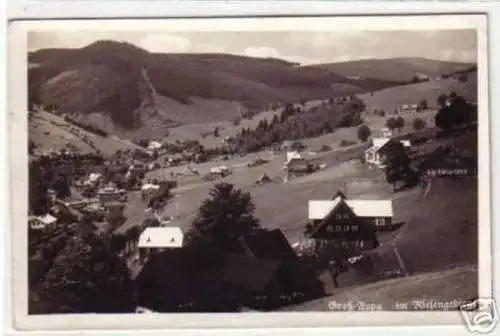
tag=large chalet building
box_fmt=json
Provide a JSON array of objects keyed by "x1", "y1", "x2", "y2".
[{"x1": 306, "y1": 191, "x2": 393, "y2": 252}]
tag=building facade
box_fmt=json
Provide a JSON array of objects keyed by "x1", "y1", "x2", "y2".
[{"x1": 307, "y1": 192, "x2": 393, "y2": 252}]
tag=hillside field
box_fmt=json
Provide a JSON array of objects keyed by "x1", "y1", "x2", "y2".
[
  {"x1": 311, "y1": 57, "x2": 475, "y2": 83},
  {"x1": 29, "y1": 111, "x2": 147, "y2": 157},
  {"x1": 162, "y1": 71, "x2": 476, "y2": 148}
]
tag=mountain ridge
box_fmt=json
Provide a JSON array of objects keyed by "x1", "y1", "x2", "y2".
[{"x1": 28, "y1": 40, "x2": 473, "y2": 140}]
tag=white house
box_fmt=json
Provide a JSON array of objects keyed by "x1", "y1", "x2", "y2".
[
  {"x1": 285, "y1": 150, "x2": 302, "y2": 163},
  {"x1": 97, "y1": 184, "x2": 127, "y2": 204},
  {"x1": 364, "y1": 138, "x2": 411, "y2": 169},
  {"x1": 399, "y1": 104, "x2": 419, "y2": 113},
  {"x1": 28, "y1": 214, "x2": 58, "y2": 230},
  {"x1": 210, "y1": 165, "x2": 230, "y2": 177},
  {"x1": 147, "y1": 141, "x2": 163, "y2": 151},
  {"x1": 138, "y1": 227, "x2": 184, "y2": 262},
  {"x1": 141, "y1": 183, "x2": 160, "y2": 199}
]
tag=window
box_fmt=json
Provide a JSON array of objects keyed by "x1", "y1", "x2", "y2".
[
  {"x1": 375, "y1": 218, "x2": 386, "y2": 227},
  {"x1": 335, "y1": 213, "x2": 350, "y2": 220}
]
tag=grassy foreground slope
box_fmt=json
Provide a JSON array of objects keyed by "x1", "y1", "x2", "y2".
[{"x1": 284, "y1": 264, "x2": 477, "y2": 311}]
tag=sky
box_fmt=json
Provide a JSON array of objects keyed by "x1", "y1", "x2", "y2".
[{"x1": 28, "y1": 29, "x2": 477, "y2": 65}]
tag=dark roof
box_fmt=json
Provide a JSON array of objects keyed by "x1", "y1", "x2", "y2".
[
  {"x1": 135, "y1": 246, "x2": 242, "y2": 312},
  {"x1": 226, "y1": 229, "x2": 298, "y2": 262},
  {"x1": 222, "y1": 253, "x2": 281, "y2": 292}
]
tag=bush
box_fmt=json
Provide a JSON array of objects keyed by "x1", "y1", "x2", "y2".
[
  {"x1": 357, "y1": 125, "x2": 371, "y2": 142},
  {"x1": 412, "y1": 118, "x2": 426, "y2": 131},
  {"x1": 418, "y1": 99, "x2": 428, "y2": 111},
  {"x1": 340, "y1": 139, "x2": 356, "y2": 147},
  {"x1": 320, "y1": 144, "x2": 332, "y2": 152}
]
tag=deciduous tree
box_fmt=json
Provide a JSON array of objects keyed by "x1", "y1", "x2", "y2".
[{"x1": 31, "y1": 232, "x2": 135, "y2": 314}]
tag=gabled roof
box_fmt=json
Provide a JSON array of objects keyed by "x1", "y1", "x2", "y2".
[
  {"x1": 343, "y1": 200, "x2": 393, "y2": 218},
  {"x1": 308, "y1": 199, "x2": 342, "y2": 220},
  {"x1": 138, "y1": 227, "x2": 184, "y2": 248},
  {"x1": 308, "y1": 198, "x2": 393, "y2": 219},
  {"x1": 372, "y1": 137, "x2": 391, "y2": 149},
  {"x1": 308, "y1": 197, "x2": 359, "y2": 238}
]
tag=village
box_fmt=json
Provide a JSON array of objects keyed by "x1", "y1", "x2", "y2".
[{"x1": 28, "y1": 87, "x2": 478, "y2": 313}]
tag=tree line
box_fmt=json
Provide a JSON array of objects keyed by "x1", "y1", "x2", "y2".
[{"x1": 230, "y1": 98, "x2": 365, "y2": 153}]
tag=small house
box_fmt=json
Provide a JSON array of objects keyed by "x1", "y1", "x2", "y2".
[
  {"x1": 97, "y1": 185, "x2": 127, "y2": 204},
  {"x1": 364, "y1": 138, "x2": 411, "y2": 169},
  {"x1": 285, "y1": 150, "x2": 302, "y2": 163},
  {"x1": 147, "y1": 141, "x2": 163, "y2": 151},
  {"x1": 28, "y1": 214, "x2": 58, "y2": 230},
  {"x1": 284, "y1": 157, "x2": 314, "y2": 176},
  {"x1": 128, "y1": 161, "x2": 147, "y2": 176},
  {"x1": 138, "y1": 227, "x2": 184, "y2": 262},
  {"x1": 141, "y1": 183, "x2": 160, "y2": 200},
  {"x1": 399, "y1": 104, "x2": 418, "y2": 114},
  {"x1": 210, "y1": 165, "x2": 230, "y2": 178}
]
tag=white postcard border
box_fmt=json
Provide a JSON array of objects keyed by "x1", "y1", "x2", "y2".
[{"x1": 7, "y1": 14, "x2": 491, "y2": 331}]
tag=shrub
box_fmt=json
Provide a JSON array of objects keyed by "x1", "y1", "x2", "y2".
[
  {"x1": 412, "y1": 118, "x2": 426, "y2": 131},
  {"x1": 357, "y1": 125, "x2": 371, "y2": 142},
  {"x1": 340, "y1": 139, "x2": 356, "y2": 147}
]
